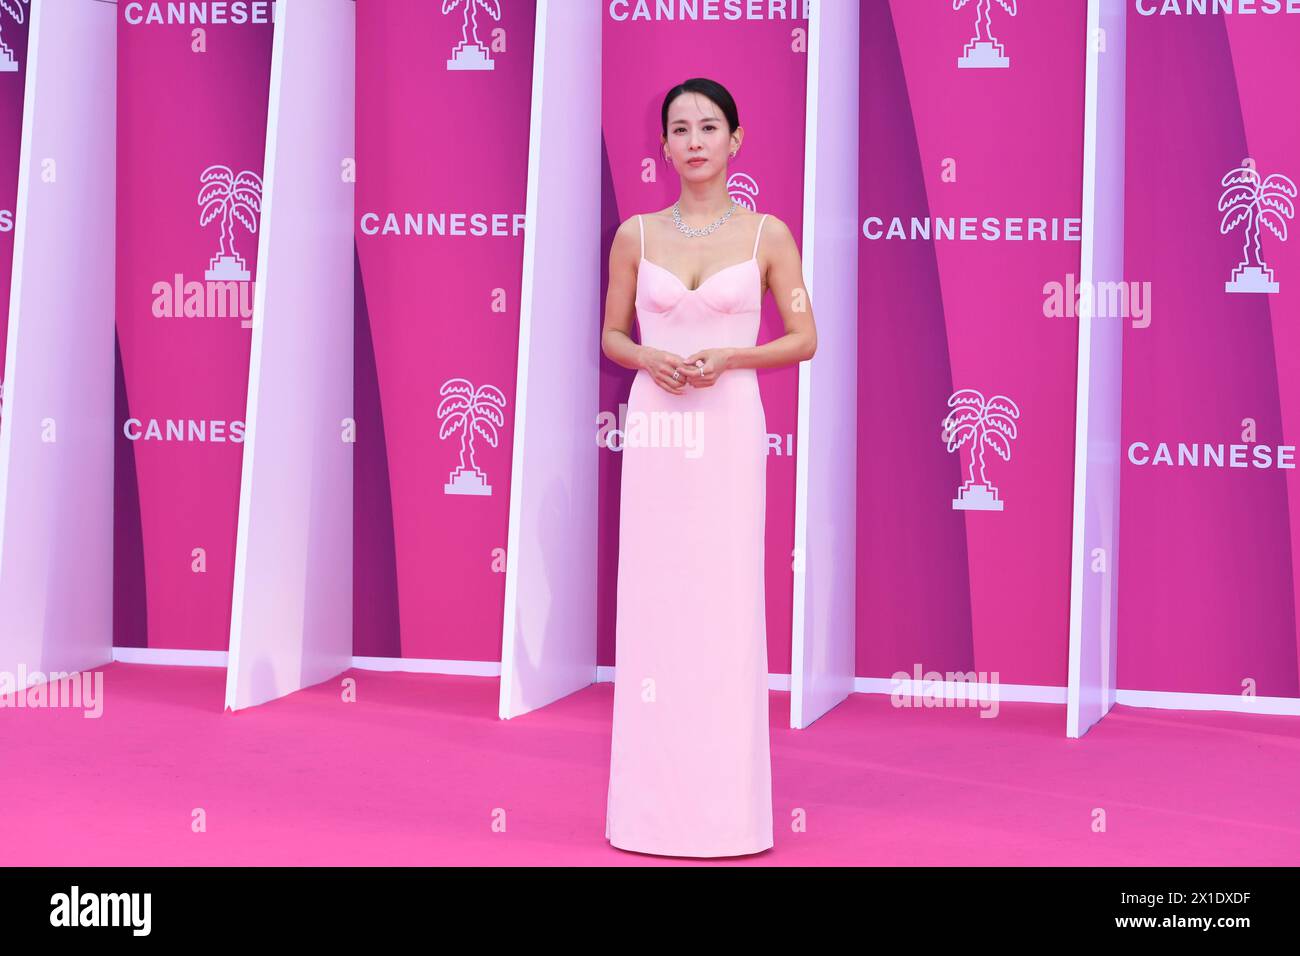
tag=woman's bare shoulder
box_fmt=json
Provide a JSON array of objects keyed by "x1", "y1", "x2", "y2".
[
  {"x1": 755, "y1": 211, "x2": 792, "y2": 237},
  {"x1": 610, "y1": 215, "x2": 644, "y2": 257}
]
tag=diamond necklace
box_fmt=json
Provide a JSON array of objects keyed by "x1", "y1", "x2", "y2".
[{"x1": 672, "y1": 200, "x2": 737, "y2": 238}]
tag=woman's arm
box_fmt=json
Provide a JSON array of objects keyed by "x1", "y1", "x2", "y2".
[
  {"x1": 720, "y1": 214, "x2": 817, "y2": 371},
  {"x1": 733, "y1": 214, "x2": 811, "y2": 369},
  {"x1": 600, "y1": 218, "x2": 648, "y2": 372},
  {"x1": 601, "y1": 216, "x2": 690, "y2": 395}
]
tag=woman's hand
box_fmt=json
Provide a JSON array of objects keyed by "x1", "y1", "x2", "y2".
[
  {"x1": 640, "y1": 347, "x2": 690, "y2": 395},
  {"x1": 681, "y1": 348, "x2": 734, "y2": 388}
]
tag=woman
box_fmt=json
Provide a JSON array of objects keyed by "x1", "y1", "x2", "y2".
[{"x1": 601, "y1": 77, "x2": 817, "y2": 858}]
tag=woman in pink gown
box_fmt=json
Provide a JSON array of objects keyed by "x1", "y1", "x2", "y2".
[{"x1": 600, "y1": 79, "x2": 818, "y2": 858}]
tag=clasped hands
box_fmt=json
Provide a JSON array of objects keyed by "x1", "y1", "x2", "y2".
[{"x1": 642, "y1": 347, "x2": 733, "y2": 395}]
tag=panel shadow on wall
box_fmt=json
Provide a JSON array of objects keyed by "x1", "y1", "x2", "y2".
[
  {"x1": 354, "y1": 0, "x2": 535, "y2": 666},
  {"x1": 114, "y1": 10, "x2": 274, "y2": 656},
  {"x1": 858, "y1": 0, "x2": 1087, "y2": 691},
  {"x1": 1119, "y1": 7, "x2": 1300, "y2": 703}
]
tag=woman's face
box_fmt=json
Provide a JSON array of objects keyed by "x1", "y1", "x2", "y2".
[{"x1": 662, "y1": 92, "x2": 740, "y2": 180}]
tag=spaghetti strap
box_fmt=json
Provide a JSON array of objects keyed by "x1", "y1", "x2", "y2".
[
  {"x1": 752, "y1": 214, "x2": 768, "y2": 259},
  {"x1": 637, "y1": 215, "x2": 645, "y2": 259}
]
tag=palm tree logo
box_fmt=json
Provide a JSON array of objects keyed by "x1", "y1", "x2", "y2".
[
  {"x1": 728, "y1": 173, "x2": 759, "y2": 212},
  {"x1": 0, "y1": 0, "x2": 29, "y2": 73},
  {"x1": 444, "y1": 0, "x2": 501, "y2": 71},
  {"x1": 954, "y1": 0, "x2": 1017, "y2": 70},
  {"x1": 439, "y1": 377, "x2": 508, "y2": 495},
  {"x1": 198, "y1": 165, "x2": 263, "y2": 282},
  {"x1": 943, "y1": 388, "x2": 1020, "y2": 512},
  {"x1": 1219, "y1": 162, "x2": 1295, "y2": 294}
]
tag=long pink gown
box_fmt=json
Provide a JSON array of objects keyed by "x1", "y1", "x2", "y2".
[{"x1": 605, "y1": 213, "x2": 773, "y2": 857}]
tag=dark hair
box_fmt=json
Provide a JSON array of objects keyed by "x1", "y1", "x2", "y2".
[{"x1": 660, "y1": 78, "x2": 739, "y2": 137}]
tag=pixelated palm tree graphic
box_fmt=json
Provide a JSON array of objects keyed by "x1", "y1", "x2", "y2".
[
  {"x1": 944, "y1": 389, "x2": 1020, "y2": 512},
  {"x1": 728, "y1": 173, "x2": 759, "y2": 212},
  {"x1": 1219, "y1": 163, "x2": 1295, "y2": 294},
  {"x1": 198, "y1": 165, "x2": 263, "y2": 281},
  {"x1": 953, "y1": 0, "x2": 1017, "y2": 69},
  {"x1": 444, "y1": 0, "x2": 501, "y2": 70},
  {"x1": 0, "y1": 0, "x2": 29, "y2": 72},
  {"x1": 439, "y1": 378, "x2": 507, "y2": 495}
]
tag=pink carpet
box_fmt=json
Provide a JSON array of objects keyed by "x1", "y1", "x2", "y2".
[{"x1": 2, "y1": 663, "x2": 1298, "y2": 865}]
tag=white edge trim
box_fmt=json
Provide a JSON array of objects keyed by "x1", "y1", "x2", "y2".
[
  {"x1": 1065, "y1": 0, "x2": 1105, "y2": 739},
  {"x1": 498, "y1": 0, "x2": 548, "y2": 721},
  {"x1": 114, "y1": 647, "x2": 229, "y2": 668},
  {"x1": 789, "y1": 0, "x2": 820, "y2": 731},
  {"x1": 224, "y1": 0, "x2": 287, "y2": 712},
  {"x1": 1114, "y1": 689, "x2": 1300, "y2": 716},
  {"x1": 101, "y1": 651, "x2": 1300, "y2": 718},
  {"x1": 352, "y1": 656, "x2": 500, "y2": 677},
  {"x1": 859, "y1": 677, "x2": 1066, "y2": 704}
]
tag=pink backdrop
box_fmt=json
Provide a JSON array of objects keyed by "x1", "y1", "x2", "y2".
[
  {"x1": 0, "y1": 7, "x2": 26, "y2": 387},
  {"x1": 1119, "y1": 8, "x2": 1300, "y2": 697},
  {"x1": 114, "y1": 14, "x2": 273, "y2": 650},
  {"x1": 354, "y1": 0, "x2": 534, "y2": 661},
  {"x1": 857, "y1": 0, "x2": 1086, "y2": 686},
  {"x1": 598, "y1": 3, "x2": 809, "y2": 674}
]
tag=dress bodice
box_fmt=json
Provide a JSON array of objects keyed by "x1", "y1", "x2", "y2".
[{"x1": 633, "y1": 214, "x2": 768, "y2": 358}]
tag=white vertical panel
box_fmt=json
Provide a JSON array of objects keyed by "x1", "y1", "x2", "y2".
[
  {"x1": 791, "y1": 0, "x2": 860, "y2": 729},
  {"x1": 225, "y1": 0, "x2": 356, "y2": 711},
  {"x1": 1067, "y1": 0, "x2": 1126, "y2": 738},
  {"x1": 498, "y1": 0, "x2": 602, "y2": 719},
  {"x1": 0, "y1": 0, "x2": 116, "y2": 681}
]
